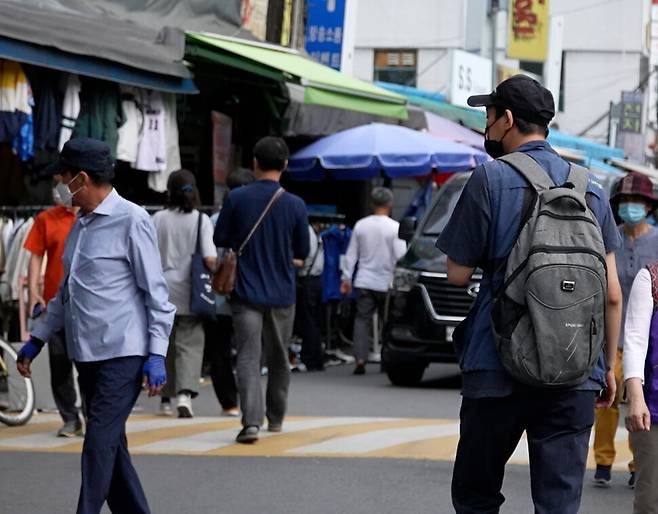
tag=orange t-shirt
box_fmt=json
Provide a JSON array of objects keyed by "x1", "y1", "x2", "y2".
[{"x1": 23, "y1": 206, "x2": 77, "y2": 303}]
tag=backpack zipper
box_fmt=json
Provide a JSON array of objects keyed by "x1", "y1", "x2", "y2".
[
  {"x1": 502, "y1": 246, "x2": 607, "y2": 292},
  {"x1": 537, "y1": 210, "x2": 598, "y2": 225}
]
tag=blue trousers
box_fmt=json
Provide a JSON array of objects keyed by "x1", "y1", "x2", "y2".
[
  {"x1": 451, "y1": 389, "x2": 596, "y2": 514},
  {"x1": 76, "y1": 356, "x2": 150, "y2": 514}
]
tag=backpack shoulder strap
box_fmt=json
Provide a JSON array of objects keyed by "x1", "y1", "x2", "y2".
[
  {"x1": 566, "y1": 163, "x2": 589, "y2": 195},
  {"x1": 499, "y1": 152, "x2": 554, "y2": 192},
  {"x1": 647, "y1": 263, "x2": 658, "y2": 311}
]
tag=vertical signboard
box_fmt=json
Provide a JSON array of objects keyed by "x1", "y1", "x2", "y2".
[
  {"x1": 620, "y1": 91, "x2": 643, "y2": 134},
  {"x1": 305, "y1": 0, "x2": 346, "y2": 70},
  {"x1": 616, "y1": 91, "x2": 645, "y2": 163},
  {"x1": 211, "y1": 111, "x2": 233, "y2": 185},
  {"x1": 507, "y1": 0, "x2": 550, "y2": 62}
]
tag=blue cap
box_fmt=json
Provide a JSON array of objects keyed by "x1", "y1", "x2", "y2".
[{"x1": 45, "y1": 138, "x2": 115, "y2": 177}]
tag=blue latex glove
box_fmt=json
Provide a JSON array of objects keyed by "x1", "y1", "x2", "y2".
[
  {"x1": 16, "y1": 337, "x2": 45, "y2": 378},
  {"x1": 17, "y1": 337, "x2": 45, "y2": 363},
  {"x1": 143, "y1": 354, "x2": 167, "y2": 396}
]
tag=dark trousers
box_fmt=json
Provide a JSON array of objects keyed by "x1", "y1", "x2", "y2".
[
  {"x1": 452, "y1": 389, "x2": 596, "y2": 514},
  {"x1": 353, "y1": 288, "x2": 386, "y2": 362},
  {"x1": 297, "y1": 276, "x2": 324, "y2": 370},
  {"x1": 76, "y1": 356, "x2": 150, "y2": 514},
  {"x1": 48, "y1": 330, "x2": 80, "y2": 423},
  {"x1": 204, "y1": 315, "x2": 239, "y2": 410}
]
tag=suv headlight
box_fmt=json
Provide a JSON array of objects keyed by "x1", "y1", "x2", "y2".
[{"x1": 391, "y1": 268, "x2": 420, "y2": 292}]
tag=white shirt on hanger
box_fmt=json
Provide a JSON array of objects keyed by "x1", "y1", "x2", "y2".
[
  {"x1": 58, "y1": 74, "x2": 81, "y2": 151},
  {"x1": 116, "y1": 86, "x2": 143, "y2": 163},
  {"x1": 134, "y1": 90, "x2": 166, "y2": 173}
]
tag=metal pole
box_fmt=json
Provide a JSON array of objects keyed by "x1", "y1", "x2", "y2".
[
  {"x1": 491, "y1": 0, "x2": 499, "y2": 89},
  {"x1": 290, "y1": 0, "x2": 302, "y2": 49}
]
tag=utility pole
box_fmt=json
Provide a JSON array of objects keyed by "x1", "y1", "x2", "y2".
[
  {"x1": 290, "y1": 0, "x2": 303, "y2": 49},
  {"x1": 490, "y1": 0, "x2": 500, "y2": 89}
]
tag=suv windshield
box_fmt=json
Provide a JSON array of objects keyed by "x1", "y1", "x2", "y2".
[{"x1": 422, "y1": 173, "x2": 470, "y2": 236}]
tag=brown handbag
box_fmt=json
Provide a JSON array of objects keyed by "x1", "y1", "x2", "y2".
[{"x1": 212, "y1": 187, "x2": 285, "y2": 295}]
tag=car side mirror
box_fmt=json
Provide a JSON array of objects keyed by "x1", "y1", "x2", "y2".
[{"x1": 398, "y1": 217, "x2": 417, "y2": 242}]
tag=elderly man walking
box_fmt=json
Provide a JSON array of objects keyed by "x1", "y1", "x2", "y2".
[{"x1": 17, "y1": 138, "x2": 176, "y2": 514}]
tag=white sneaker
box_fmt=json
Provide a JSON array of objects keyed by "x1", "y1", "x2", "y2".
[
  {"x1": 176, "y1": 394, "x2": 194, "y2": 418},
  {"x1": 158, "y1": 401, "x2": 173, "y2": 417}
]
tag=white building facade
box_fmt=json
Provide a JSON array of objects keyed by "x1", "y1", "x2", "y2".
[{"x1": 351, "y1": 0, "x2": 649, "y2": 149}]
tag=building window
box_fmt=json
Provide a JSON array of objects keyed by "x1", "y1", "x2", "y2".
[{"x1": 374, "y1": 50, "x2": 417, "y2": 87}]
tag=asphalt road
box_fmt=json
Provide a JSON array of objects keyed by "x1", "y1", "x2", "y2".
[{"x1": 0, "y1": 363, "x2": 635, "y2": 513}]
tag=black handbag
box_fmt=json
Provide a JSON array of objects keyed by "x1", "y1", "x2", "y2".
[{"x1": 190, "y1": 212, "x2": 216, "y2": 319}]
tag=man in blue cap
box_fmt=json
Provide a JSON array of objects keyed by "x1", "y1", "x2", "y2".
[
  {"x1": 437, "y1": 75, "x2": 623, "y2": 513},
  {"x1": 16, "y1": 138, "x2": 176, "y2": 514}
]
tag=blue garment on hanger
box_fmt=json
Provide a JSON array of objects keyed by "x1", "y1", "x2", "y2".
[{"x1": 321, "y1": 224, "x2": 353, "y2": 302}]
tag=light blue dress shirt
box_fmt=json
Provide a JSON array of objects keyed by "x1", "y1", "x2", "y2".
[{"x1": 32, "y1": 189, "x2": 176, "y2": 362}]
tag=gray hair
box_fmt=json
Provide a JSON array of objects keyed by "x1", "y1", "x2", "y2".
[{"x1": 371, "y1": 187, "x2": 394, "y2": 208}]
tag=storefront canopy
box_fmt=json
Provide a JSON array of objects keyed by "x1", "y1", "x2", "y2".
[
  {"x1": 186, "y1": 33, "x2": 408, "y2": 119},
  {"x1": 0, "y1": 0, "x2": 197, "y2": 94},
  {"x1": 0, "y1": 36, "x2": 198, "y2": 94}
]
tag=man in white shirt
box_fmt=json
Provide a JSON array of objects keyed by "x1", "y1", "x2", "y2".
[{"x1": 341, "y1": 187, "x2": 407, "y2": 374}]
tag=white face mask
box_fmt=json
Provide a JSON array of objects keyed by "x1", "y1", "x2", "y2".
[{"x1": 52, "y1": 174, "x2": 82, "y2": 208}]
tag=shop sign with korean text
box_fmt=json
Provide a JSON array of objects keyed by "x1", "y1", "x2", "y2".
[
  {"x1": 507, "y1": 0, "x2": 550, "y2": 62},
  {"x1": 305, "y1": 0, "x2": 346, "y2": 70},
  {"x1": 620, "y1": 91, "x2": 643, "y2": 134}
]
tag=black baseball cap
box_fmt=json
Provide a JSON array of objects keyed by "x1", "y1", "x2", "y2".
[
  {"x1": 45, "y1": 138, "x2": 115, "y2": 178},
  {"x1": 467, "y1": 74, "x2": 555, "y2": 126}
]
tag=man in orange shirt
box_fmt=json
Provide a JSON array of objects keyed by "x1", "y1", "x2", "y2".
[{"x1": 24, "y1": 177, "x2": 82, "y2": 437}]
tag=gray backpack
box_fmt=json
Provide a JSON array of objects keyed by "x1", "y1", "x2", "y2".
[{"x1": 491, "y1": 153, "x2": 608, "y2": 388}]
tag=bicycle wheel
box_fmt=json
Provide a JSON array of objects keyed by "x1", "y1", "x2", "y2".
[{"x1": 0, "y1": 339, "x2": 35, "y2": 426}]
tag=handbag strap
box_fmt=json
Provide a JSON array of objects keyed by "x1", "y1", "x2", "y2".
[
  {"x1": 300, "y1": 234, "x2": 322, "y2": 277},
  {"x1": 237, "y1": 187, "x2": 285, "y2": 256},
  {"x1": 195, "y1": 210, "x2": 203, "y2": 254}
]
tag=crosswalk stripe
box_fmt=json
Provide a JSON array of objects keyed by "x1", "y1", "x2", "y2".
[
  {"x1": 0, "y1": 414, "x2": 636, "y2": 470},
  {"x1": 289, "y1": 423, "x2": 460, "y2": 454},
  {"x1": 0, "y1": 416, "x2": 228, "y2": 450},
  {"x1": 134, "y1": 417, "x2": 396, "y2": 454}
]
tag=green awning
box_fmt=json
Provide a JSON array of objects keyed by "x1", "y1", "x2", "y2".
[{"x1": 186, "y1": 32, "x2": 408, "y2": 119}]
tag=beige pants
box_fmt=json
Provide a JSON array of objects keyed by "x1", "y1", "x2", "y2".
[
  {"x1": 630, "y1": 425, "x2": 658, "y2": 514},
  {"x1": 594, "y1": 348, "x2": 635, "y2": 471}
]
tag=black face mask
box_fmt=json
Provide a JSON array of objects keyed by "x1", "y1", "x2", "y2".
[{"x1": 484, "y1": 116, "x2": 512, "y2": 159}]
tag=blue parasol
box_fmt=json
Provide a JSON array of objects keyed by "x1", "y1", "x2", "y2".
[{"x1": 287, "y1": 123, "x2": 488, "y2": 181}]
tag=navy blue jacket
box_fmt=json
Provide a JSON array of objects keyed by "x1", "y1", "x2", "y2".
[
  {"x1": 437, "y1": 141, "x2": 621, "y2": 398},
  {"x1": 214, "y1": 180, "x2": 310, "y2": 307}
]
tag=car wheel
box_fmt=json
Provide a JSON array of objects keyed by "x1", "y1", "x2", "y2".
[{"x1": 386, "y1": 362, "x2": 426, "y2": 387}]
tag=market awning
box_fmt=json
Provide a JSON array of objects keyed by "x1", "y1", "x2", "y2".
[
  {"x1": 186, "y1": 33, "x2": 408, "y2": 119},
  {"x1": 0, "y1": 0, "x2": 197, "y2": 94},
  {"x1": 0, "y1": 36, "x2": 198, "y2": 94}
]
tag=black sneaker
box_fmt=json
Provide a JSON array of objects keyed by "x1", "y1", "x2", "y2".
[
  {"x1": 353, "y1": 363, "x2": 366, "y2": 375},
  {"x1": 628, "y1": 471, "x2": 636, "y2": 489},
  {"x1": 594, "y1": 465, "x2": 612, "y2": 487},
  {"x1": 236, "y1": 426, "x2": 259, "y2": 444}
]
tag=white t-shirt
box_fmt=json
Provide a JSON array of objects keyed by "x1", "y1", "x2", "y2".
[
  {"x1": 342, "y1": 215, "x2": 407, "y2": 292},
  {"x1": 116, "y1": 86, "x2": 143, "y2": 163},
  {"x1": 148, "y1": 92, "x2": 181, "y2": 193},
  {"x1": 152, "y1": 209, "x2": 216, "y2": 315},
  {"x1": 134, "y1": 90, "x2": 166, "y2": 173},
  {"x1": 58, "y1": 74, "x2": 81, "y2": 151},
  {"x1": 623, "y1": 268, "x2": 653, "y2": 383}
]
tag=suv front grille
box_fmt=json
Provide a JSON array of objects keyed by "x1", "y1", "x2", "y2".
[{"x1": 418, "y1": 274, "x2": 475, "y2": 318}]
